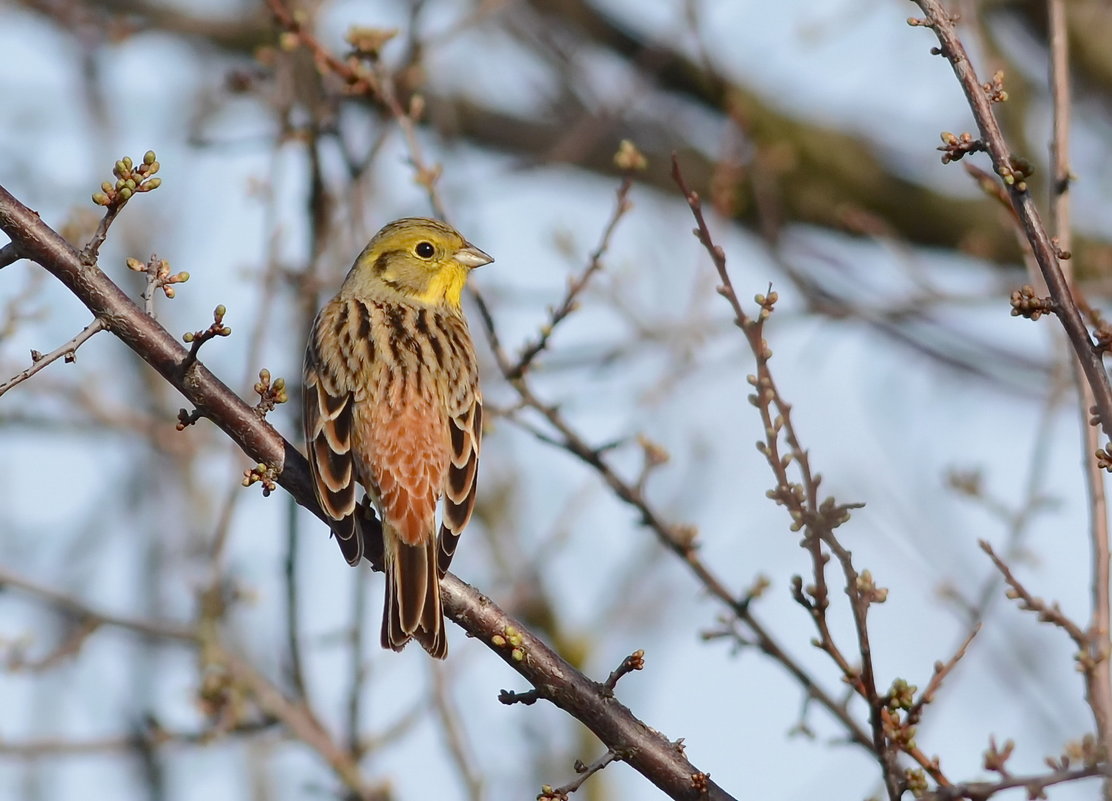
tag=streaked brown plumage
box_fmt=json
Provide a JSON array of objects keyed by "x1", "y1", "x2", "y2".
[{"x1": 303, "y1": 218, "x2": 488, "y2": 658}]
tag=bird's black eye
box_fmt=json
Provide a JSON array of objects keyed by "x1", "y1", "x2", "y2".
[{"x1": 415, "y1": 241, "x2": 435, "y2": 259}]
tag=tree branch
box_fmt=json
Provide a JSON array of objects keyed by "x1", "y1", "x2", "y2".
[{"x1": 910, "y1": 0, "x2": 1112, "y2": 440}]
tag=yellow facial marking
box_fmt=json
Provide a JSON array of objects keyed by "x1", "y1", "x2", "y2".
[{"x1": 415, "y1": 261, "x2": 468, "y2": 307}]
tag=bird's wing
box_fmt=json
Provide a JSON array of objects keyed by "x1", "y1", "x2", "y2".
[
  {"x1": 438, "y1": 394, "x2": 481, "y2": 577},
  {"x1": 303, "y1": 305, "x2": 364, "y2": 565}
]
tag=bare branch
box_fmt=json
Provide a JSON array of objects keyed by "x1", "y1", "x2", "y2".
[
  {"x1": 508, "y1": 176, "x2": 633, "y2": 379},
  {"x1": 909, "y1": 1, "x2": 1112, "y2": 440},
  {"x1": 1046, "y1": 0, "x2": 1112, "y2": 769},
  {"x1": 0, "y1": 317, "x2": 106, "y2": 398},
  {"x1": 979, "y1": 539, "x2": 1088, "y2": 646},
  {"x1": 431, "y1": 666, "x2": 485, "y2": 801},
  {"x1": 0, "y1": 564, "x2": 196, "y2": 643},
  {"x1": 539, "y1": 750, "x2": 620, "y2": 801},
  {"x1": 214, "y1": 645, "x2": 387, "y2": 799},
  {"x1": 921, "y1": 762, "x2": 1112, "y2": 801},
  {"x1": 906, "y1": 626, "x2": 980, "y2": 726}
]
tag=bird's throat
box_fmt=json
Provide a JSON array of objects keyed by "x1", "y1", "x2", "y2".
[{"x1": 415, "y1": 263, "x2": 467, "y2": 308}]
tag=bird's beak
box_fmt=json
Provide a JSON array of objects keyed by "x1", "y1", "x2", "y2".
[{"x1": 454, "y1": 244, "x2": 494, "y2": 269}]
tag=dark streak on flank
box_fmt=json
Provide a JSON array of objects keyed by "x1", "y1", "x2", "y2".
[
  {"x1": 356, "y1": 300, "x2": 372, "y2": 342},
  {"x1": 332, "y1": 301, "x2": 349, "y2": 341}
]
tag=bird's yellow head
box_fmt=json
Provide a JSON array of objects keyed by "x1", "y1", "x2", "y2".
[{"x1": 342, "y1": 217, "x2": 492, "y2": 308}]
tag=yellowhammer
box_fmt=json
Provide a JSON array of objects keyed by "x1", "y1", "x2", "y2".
[{"x1": 303, "y1": 218, "x2": 489, "y2": 658}]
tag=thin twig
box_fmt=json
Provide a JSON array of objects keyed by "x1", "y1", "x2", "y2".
[
  {"x1": 284, "y1": 495, "x2": 308, "y2": 699},
  {"x1": 508, "y1": 177, "x2": 633, "y2": 379},
  {"x1": 979, "y1": 539, "x2": 1088, "y2": 646},
  {"x1": 909, "y1": 1, "x2": 1112, "y2": 441},
  {"x1": 4, "y1": 617, "x2": 100, "y2": 672},
  {"x1": 540, "y1": 750, "x2": 620, "y2": 801},
  {"x1": 204, "y1": 479, "x2": 242, "y2": 571},
  {"x1": 443, "y1": 577, "x2": 734, "y2": 800},
  {"x1": 0, "y1": 564, "x2": 382, "y2": 797},
  {"x1": 431, "y1": 665, "x2": 485, "y2": 801},
  {"x1": 470, "y1": 171, "x2": 917, "y2": 782},
  {"x1": 180, "y1": 304, "x2": 231, "y2": 372},
  {"x1": 0, "y1": 317, "x2": 106, "y2": 398},
  {"x1": 264, "y1": 0, "x2": 448, "y2": 220},
  {"x1": 262, "y1": 0, "x2": 378, "y2": 95},
  {"x1": 372, "y1": 60, "x2": 448, "y2": 221},
  {"x1": 215, "y1": 645, "x2": 384, "y2": 799},
  {"x1": 1046, "y1": 0, "x2": 1112, "y2": 770},
  {"x1": 0, "y1": 564, "x2": 196, "y2": 643},
  {"x1": 82, "y1": 205, "x2": 124, "y2": 264},
  {"x1": 346, "y1": 568, "x2": 368, "y2": 757},
  {"x1": 921, "y1": 762, "x2": 1112, "y2": 801},
  {"x1": 83, "y1": 152, "x2": 162, "y2": 263},
  {"x1": 947, "y1": 382, "x2": 1065, "y2": 628},
  {"x1": 0, "y1": 719, "x2": 279, "y2": 757},
  {"x1": 906, "y1": 626, "x2": 980, "y2": 726}
]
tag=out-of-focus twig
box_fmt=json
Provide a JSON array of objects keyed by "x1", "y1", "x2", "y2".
[
  {"x1": 264, "y1": 0, "x2": 448, "y2": 221},
  {"x1": 215, "y1": 645, "x2": 386, "y2": 799},
  {"x1": 0, "y1": 564, "x2": 196, "y2": 643},
  {"x1": 0, "y1": 719, "x2": 279, "y2": 757},
  {"x1": 979, "y1": 540, "x2": 1088, "y2": 644},
  {"x1": 1046, "y1": 0, "x2": 1112, "y2": 769},
  {"x1": 920, "y1": 762, "x2": 1112, "y2": 801},
  {"x1": 507, "y1": 176, "x2": 633, "y2": 380},
  {"x1": 284, "y1": 496, "x2": 308, "y2": 699},
  {"x1": 431, "y1": 665, "x2": 485, "y2": 801}
]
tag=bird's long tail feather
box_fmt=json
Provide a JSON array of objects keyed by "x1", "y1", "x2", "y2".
[{"x1": 382, "y1": 531, "x2": 446, "y2": 658}]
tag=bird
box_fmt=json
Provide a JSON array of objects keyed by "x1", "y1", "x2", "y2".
[{"x1": 302, "y1": 217, "x2": 489, "y2": 658}]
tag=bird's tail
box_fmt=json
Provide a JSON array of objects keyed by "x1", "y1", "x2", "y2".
[{"x1": 382, "y1": 528, "x2": 446, "y2": 658}]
